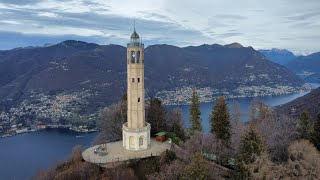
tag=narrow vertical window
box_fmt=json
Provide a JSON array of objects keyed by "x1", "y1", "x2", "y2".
[
  {"x1": 139, "y1": 136, "x2": 143, "y2": 146},
  {"x1": 131, "y1": 51, "x2": 135, "y2": 63},
  {"x1": 136, "y1": 51, "x2": 140, "y2": 63},
  {"x1": 138, "y1": 78, "x2": 140, "y2": 83},
  {"x1": 132, "y1": 78, "x2": 134, "y2": 82},
  {"x1": 138, "y1": 98, "x2": 140, "y2": 102}
]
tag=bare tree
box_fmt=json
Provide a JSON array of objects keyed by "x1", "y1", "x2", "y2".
[
  {"x1": 168, "y1": 108, "x2": 186, "y2": 140},
  {"x1": 243, "y1": 140, "x2": 320, "y2": 179},
  {"x1": 246, "y1": 153, "x2": 281, "y2": 179},
  {"x1": 181, "y1": 132, "x2": 206, "y2": 159},
  {"x1": 148, "y1": 160, "x2": 186, "y2": 180},
  {"x1": 231, "y1": 101, "x2": 246, "y2": 157},
  {"x1": 35, "y1": 145, "x2": 102, "y2": 180},
  {"x1": 255, "y1": 114, "x2": 300, "y2": 162},
  {"x1": 71, "y1": 145, "x2": 83, "y2": 163},
  {"x1": 96, "y1": 100, "x2": 127, "y2": 144},
  {"x1": 102, "y1": 165, "x2": 137, "y2": 180},
  {"x1": 249, "y1": 98, "x2": 259, "y2": 122},
  {"x1": 282, "y1": 140, "x2": 320, "y2": 179},
  {"x1": 180, "y1": 152, "x2": 209, "y2": 180},
  {"x1": 231, "y1": 100, "x2": 241, "y2": 125},
  {"x1": 257, "y1": 100, "x2": 272, "y2": 122}
]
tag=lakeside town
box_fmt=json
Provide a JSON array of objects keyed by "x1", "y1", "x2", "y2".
[
  {"x1": 0, "y1": 83, "x2": 313, "y2": 138},
  {"x1": 156, "y1": 84, "x2": 312, "y2": 105},
  {"x1": 0, "y1": 90, "x2": 99, "y2": 138}
]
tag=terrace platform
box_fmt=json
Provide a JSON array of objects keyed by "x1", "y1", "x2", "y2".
[{"x1": 82, "y1": 139, "x2": 172, "y2": 168}]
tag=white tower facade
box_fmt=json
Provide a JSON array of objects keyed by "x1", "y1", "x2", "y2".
[{"x1": 122, "y1": 28, "x2": 151, "y2": 151}]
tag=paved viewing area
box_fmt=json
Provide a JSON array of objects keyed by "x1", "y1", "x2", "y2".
[{"x1": 82, "y1": 139, "x2": 172, "y2": 167}]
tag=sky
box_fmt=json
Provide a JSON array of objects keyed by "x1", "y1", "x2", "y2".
[{"x1": 0, "y1": 0, "x2": 319, "y2": 55}]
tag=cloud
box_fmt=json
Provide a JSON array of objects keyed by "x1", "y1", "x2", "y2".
[
  {"x1": 286, "y1": 11, "x2": 320, "y2": 21},
  {"x1": 0, "y1": 0, "x2": 212, "y2": 49},
  {"x1": 290, "y1": 21, "x2": 314, "y2": 28},
  {"x1": 0, "y1": 0, "x2": 41, "y2": 5},
  {"x1": 37, "y1": 12, "x2": 59, "y2": 18},
  {"x1": 213, "y1": 14, "x2": 247, "y2": 20},
  {"x1": 251, "y1": 9, "x2": 264, "y2": 13},
  {"x1": 0, "y1": 20, "x2": 21, "y2": 25},
  {"x1": 216, "y1": 32, "x2": 243, "y2": 38},
  {"x1": 0, "y1": 0, "x2": 319, "y2": 53}
]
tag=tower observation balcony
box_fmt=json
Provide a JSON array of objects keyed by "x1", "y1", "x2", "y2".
[{"x1": 127, "y1": 42, "x2": 144, "y2": 48}]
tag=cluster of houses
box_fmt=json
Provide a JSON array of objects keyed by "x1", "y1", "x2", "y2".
[
  {"x1": 0, "y1": 91, "x2": 98, "y2": 137},
  {"x1": 156, "y1": 84, "x2": 311, "y2": 105}
]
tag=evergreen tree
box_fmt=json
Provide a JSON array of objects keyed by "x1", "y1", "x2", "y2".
[
  {"x1": 170, "y1": 108, "x2": 186, "y2": 141},
  {"x1": 210, "y1": 96, "x2": 231, "y2": 147},
  {"x1": 146, "y1": 98, "x2": 167, "y2": 135},
  {"x1": 183, "y1": 152, "x2": 209, "y2": 180},
  {"x1": 238, "y1": 126, "x2": 264, "y2": 164},
  {"x1": 236, "y1": 126, "x2": 264, "y2": 179},
  {"x1": 298, "y1": 112, "x2": 312, "y2": 139},
  {"x1": 311, "y1": 114, "x2": 320, "y2": 150},
  {"x1": 189, "y1": 88, "x2": 202, "y2": 134}
]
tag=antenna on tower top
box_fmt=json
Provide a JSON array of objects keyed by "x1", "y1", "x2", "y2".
[{"x1": 133, "y1": 18, "x2": 136, "y2": 32}]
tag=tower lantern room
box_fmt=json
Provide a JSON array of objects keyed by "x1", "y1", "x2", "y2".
[{"x1": 128, "y1": 29, "x2": 143, "y2": 48}]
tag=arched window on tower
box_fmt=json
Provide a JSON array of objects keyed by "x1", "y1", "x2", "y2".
[
  {"x1": 131, "y1": 51, "x2": 135, "y2": 63},
  {"x1": 136, "y1": 51, "x2": 140, "y2": 63}
]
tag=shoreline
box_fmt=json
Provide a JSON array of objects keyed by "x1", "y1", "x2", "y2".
[
  {"x1": 0, "y1": 125, "x2": 99, "y2": 139},
  {"x1": 161, "y1": 88, "x2": 313, "y2": 106},
  {"x1": 156, "y1": 83, "x2": 316, "y2": 106}
]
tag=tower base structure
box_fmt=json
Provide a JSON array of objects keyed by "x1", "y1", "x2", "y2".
[{"x1": 122, "y1": 122, "x2": 151, "y2": 151}]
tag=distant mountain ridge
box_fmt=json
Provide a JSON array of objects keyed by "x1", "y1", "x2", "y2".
[
  {"x1": 0, "y1": 40, "x2": 308, "y2": 125},
  {"x1": 285, "y1": 52, "x2": 320, "y2": 83},
  {"x1": 259, "y1": 48, "x2": 297, "y2": 65}
]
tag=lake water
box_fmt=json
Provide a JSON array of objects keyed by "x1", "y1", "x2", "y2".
[
  {"x1": 175, "y1": 91, "x2": 311, "y2": 132},
  {"x1": 0, "y1": 84, "x2": 319, "y2": 179},
  {"x1": 0, "y1": 129, "x2": 97, "y2": 180}
]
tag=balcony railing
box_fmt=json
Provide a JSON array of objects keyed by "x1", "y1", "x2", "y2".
[
  {"x1": 127, "y1": 43, "x2": 144, "y2": 48},
  {"x1": 123, "y1": 122, "x2": 150, "y2": 132}
]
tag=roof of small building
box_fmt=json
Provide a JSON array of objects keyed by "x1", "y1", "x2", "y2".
[{"x1": 155, "y1": 132, "x2": 167, "y2": 136}]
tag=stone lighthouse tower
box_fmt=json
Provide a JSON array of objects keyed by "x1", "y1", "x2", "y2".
[{"x1": 122, "y1": 27, "x2": 151, "y2": 151}]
